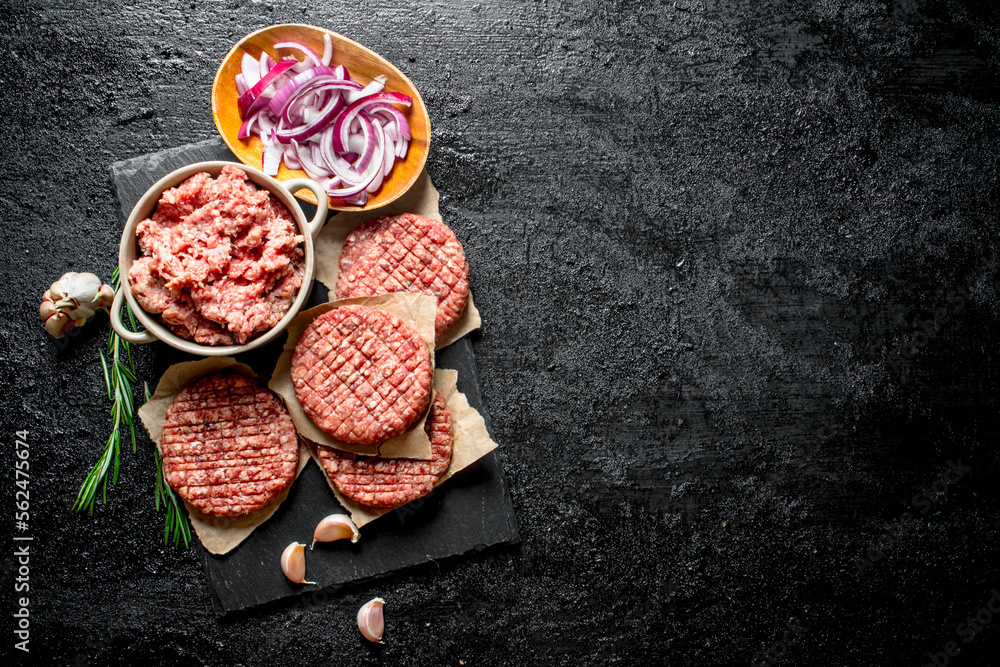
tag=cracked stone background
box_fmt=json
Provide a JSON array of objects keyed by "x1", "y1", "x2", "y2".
[{"x1": 1, "y1": 0, "x2": 999, "y2": 665}]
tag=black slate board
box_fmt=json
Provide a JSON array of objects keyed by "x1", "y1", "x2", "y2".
[{"x1": 108, "y1": 140, "x2": 519, "y2": 614}]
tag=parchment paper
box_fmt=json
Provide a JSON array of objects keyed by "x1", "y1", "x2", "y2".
[
  {"x1": 307, "y1": 368, "x2": 499, "y2": 528},
  {"x1": 313, "y1": 168, "x2": 481, "y2": 350},
  {"x1": 269, "y1": 293, "x2": 439, "y2": 459},
  {"x1": 137, "y1": 357, "x2": 310, "y2": 555}
]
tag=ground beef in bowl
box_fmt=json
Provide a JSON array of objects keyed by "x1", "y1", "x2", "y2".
[{"x1": 128, "y1": 165, "x2": 305, "y2": 345}]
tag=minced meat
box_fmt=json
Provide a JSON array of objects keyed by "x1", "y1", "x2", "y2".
[{"x1": 129, "y1": 165, "x2": 305, "y2": 345}]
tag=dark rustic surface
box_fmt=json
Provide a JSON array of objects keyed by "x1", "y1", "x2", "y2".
[{"x1": 2, "y1": 0, "x2": 1000, "y2": 665}]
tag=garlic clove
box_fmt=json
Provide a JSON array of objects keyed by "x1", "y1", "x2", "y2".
[
  {"x1": 44, "y1": 311, "x2": 75, "y2": 338},
  {"x1": 280, "y1": 542, "x2": 316, "y2": 585},
  {"x1": 357, "y1": 597, "x2": 385, "y2": 643},
  {"x1": 312, "y1": 514, "x2": 360, "y2": 548},
  {"x1": 65, "y1": 303, "x2": 96, "y2": 321},
  {"x1": 97, "y1": 283, "x2": 115, "y2": 308},
  {"x1": 63, "y1": 272, "x2": 102, "y2": 298},
  {"x1": 39, "y1": 300, "x2": 56, "y2": 321},
  {"x1": 48, "y1": 278, "x2": 68, "y2": 301}
]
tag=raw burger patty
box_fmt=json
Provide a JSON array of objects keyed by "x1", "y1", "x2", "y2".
[
  {"x1": 316, "y1": 392, "x2": 452, "y2": 508},
  {"x1": 161, "y1": 372, "x2": 299, "y2": 517},
  {"x1": 291, "y1": 305, "x2": 432, "y2": 446},
  {"x1": 336, "y1": 213, "x2": 470, "y2": 339}
]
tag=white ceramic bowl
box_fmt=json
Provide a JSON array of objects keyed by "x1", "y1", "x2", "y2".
[{"x1": 110, "y1": 161, "x2": 328, "y2": 356}]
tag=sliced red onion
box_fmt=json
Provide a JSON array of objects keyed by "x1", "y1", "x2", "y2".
[
  {"x1": 311, "y1": 143, "x2": 326, "y2": 167},
  {"x1": 366, "y1": 120, "x2": 387, "y2": 194},
  {"x1": 266, "y1": 66, "x2": 349, "y2": 118},
  {"x1": 237, "y1": 58, "x2": 298, "y2": 117},
  {"x1": 346, "y1": 133, "x2": 366, "y2": 154},
  {"x1": 283, "y1": 140, "x2": 302, "y2": 170},
  {"x1": 342, "y1": 191, "x2": 368, "y2": 206},
  {"x1": 331, "y1": 91, "x2": 412, "y2": 153},
  {"x1": 379, "y1": 118, "x2": 399, "y2": 144},
  {"x1": 326, "y1": 150, "x2": 368, "y2": 186},
  {"x1": 262, "y1": 135, "x2": 282, "y2": 175},
  {"x1": 276, "y1": 77, "x2": 359, "y2": 126},
  {"x1": 237, "y1": 113, "x2": 257, "y2": 140},
  {"x1": 380, "y1": 120, "x2": 395, "y2": 183},
  {"x1": 259, "y1": 53, "x2": 275, "y2": 80},
  {"x1": 291, "y1": 139, "x2": 328, "y2": 178},
  {"x1": 317, "y1": 126, "x2": 353, "y2": 183},
  {"x1": 353, "y1": 113, "x2": 376, "y2": 174},
  {"x1": 274, "y1": 41, "x2": 323, "y2": 68},
  {"x1": 237, "y1": 44, "x2": 413, "y2": 204},
  {"x1": 242, "y1": 52, "x2": 261, "y2": 88},
  {"x1": 321, "y1": 176, "x2": 343, "y2": 193},
  {"x1": 346, "y1": 75, "x2": 387, "y2": 104},
  {"x1": 395, "y1": 138, "x2": 409, "y2": 159},
  {"x1": 322, "y1": 34, "x2": 333, "y2": 67},
  {"x1": 273, "y1": 80, "x2": 362, "y2": 144},
  {"x1": 258, "y1": 110, "x2": 276, "y2": 138},
  {"x1": 368, "y1": 103, "x2": 411, "y2": 141},
  {"x1": 326, "y1": 164, "x2": 381, "y2": 198}
]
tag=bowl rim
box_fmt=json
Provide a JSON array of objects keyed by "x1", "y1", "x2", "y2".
[
  {"x1": 118, "y1": 160, "x2": 318, "y2": 356},
  {"x1": 211, "y1": 22, "x2": 431, "y2": 213}
]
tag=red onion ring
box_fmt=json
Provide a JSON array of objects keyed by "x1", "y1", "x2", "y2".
[{"x1": 237, "y1": 44, "x2": 413, "y2": 204}]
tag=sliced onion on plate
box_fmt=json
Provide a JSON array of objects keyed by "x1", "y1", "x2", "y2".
[{"x1": 236, "y1": 42, "x2": 414, "y2": 206}]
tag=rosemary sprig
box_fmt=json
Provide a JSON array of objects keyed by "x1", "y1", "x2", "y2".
[
  {"x1": 71, "y1": 268, "x2": 189, "y2": 547},
  {"x1": 150, "y1": 382, "x2": 191, "y2": 548},
  {"x1": 73, "y1": 268, "x2": 139, "y2": 514}
]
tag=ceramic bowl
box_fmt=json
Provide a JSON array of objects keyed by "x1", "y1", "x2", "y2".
[{"x1": 110, "y1": 161, "x2": 328, "y2": 356}]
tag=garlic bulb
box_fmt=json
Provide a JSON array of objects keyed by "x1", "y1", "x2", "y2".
[
  {"x1": 280, "y1": 542, "x2": 316, "y2": 585},
  {"x1": 357, "y1": 597, "x2": 385, "y2": 643},
  {"x1": 40, "y1": 272, "x2": 114, "y2": 338},
  {"x1": 312, "y1": 514, "x2": 360, "y2": 548}
]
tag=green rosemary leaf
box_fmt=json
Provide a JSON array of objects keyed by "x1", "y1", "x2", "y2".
[
  {"x1": 73, "y1": 274, "x2": 188, "y2": 548},
  {"x1": 111, "y1": 431, "x2": 121, "y2": 487},
  {"x1": 119, "y1": 379, "x2": 135, "y2": 416},
  {"x1": 99, "y1": 352, "x2": 112, "y2": 400},
  {"x1": 153, "y1": 444, "x2": 191, "y2": 548},
  {"x1": 127, "y1": 418, "x2": 138, "y2": 452},
  {"x1": 116, "y1": 357, "x2": 137, "y2": 383},
  {"x1": 73, "y1": 268, "x2": 141, "y2": 515}
]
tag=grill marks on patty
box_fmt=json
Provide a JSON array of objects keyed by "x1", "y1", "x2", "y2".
[
  {"x1": 161, "y1": 372, "x2": 299, "y2": 517},
  {"x1": 316, "y1": 392, "x2": 452, "y2": 508},
  {"x1": 291, "y1": 305, "x2": 433, "y2": 446},
  {"x1": 336, "y1": 213, "x2": 470, "y2": 339}
]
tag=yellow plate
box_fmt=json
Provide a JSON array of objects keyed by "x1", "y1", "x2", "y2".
[{"x1": 212, "y1": 24, "x2": 430, "y2": 212}]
